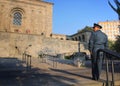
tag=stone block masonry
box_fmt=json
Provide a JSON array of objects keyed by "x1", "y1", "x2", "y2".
[
  {"x1": 0, "y1": 0, "x2": 53, "y2": 37},
  {"x1": 0, "y1": 32, "x2": 83, "y2": 57}
]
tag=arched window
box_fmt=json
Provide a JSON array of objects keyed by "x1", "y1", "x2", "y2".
[
  {"x1": 72, "y1": 38, "x2": 74, "y2": 41},
  {"x1": 75, "y1": 37, "x2": 77, "y2": 41},
  {"x1": 13, "y1": 12, "x2": 22, "y2": 26},
  {"x1": 82, "y1": 35, "x2": 85, "y2": 42},
  {"x1": 79, "y1": 36, "x2": 81, "y2": 41}
]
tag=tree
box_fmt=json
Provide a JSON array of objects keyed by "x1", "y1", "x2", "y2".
[
  {"x1": 78, "y1": 26, "x2": 93, "y2": 33},
  {"x1": 108, "y1": 0, "x2": 120, "y2": 20},
  {"x1": 108, "y1": 40, "x2": 115, "y2": 50},
  {"x1": 108, "y1": 0, "x2": 120, "y2": 53},
  {"x1": 114, "y1": 35, "x2": 120, "y2": 53}
]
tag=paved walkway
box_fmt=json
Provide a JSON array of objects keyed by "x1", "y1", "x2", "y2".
[{"x1": 0, "y1": 57, "x2": 119, "y2": 86}]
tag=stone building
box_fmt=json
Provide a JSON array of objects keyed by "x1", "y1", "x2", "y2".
[
  {"x1": 0, "y1": 0, "x2": 53, "y2": 37},
  {"x1": 67, "y1": 31, "x2": 92, "y2": 54},
  {"x1": 98, "y1": 20, "x2": 120, "y2": 41},
  {"x1": 0, "y1": 0, "x2": 86, "y2": 57},
  {"x1": 68, "y1": 31, "x2": 92, "y2": 43},
  {"x1": 0, "y1": 0, "x2": 91, "y2": 58}
]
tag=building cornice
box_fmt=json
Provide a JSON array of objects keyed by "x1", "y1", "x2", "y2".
[{"x1": 4, "y1": 0, "x2": 53, "y2": 7}]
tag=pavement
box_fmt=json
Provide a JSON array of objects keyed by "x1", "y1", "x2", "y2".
[{"x1": 0, "y1": 57, "x2": 119, "y2": 86}]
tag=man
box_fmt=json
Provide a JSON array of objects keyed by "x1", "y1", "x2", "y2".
[{"x1": 89, "y1": 23, "x2": 108, "y2": 80}]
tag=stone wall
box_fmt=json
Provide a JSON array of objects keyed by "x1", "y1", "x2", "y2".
[
  {"x1": 0, "y1": 32, "x2": 89, "y2": 58},
  {"x1": 51, "y1": 33, "x2": 66, "y2": 40}
]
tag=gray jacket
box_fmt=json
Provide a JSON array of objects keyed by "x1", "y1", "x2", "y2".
[{"x1": 89, "y1": 30, "x2": 108, "y2": 55}]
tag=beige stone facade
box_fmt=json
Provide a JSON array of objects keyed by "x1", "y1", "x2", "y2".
[
  {"x1": 0, "y1": 0, "x2": 53, "y2": 37},
  {"x1": 51, "y1": 33, "x2": 66, "y2": 40},
  {"x1": 98, "y1": 20, "x2": 120, "y2": 41}
]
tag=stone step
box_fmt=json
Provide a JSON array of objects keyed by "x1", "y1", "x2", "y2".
[
  {"x1": 115, "y1": 80, "x2": 120, "y2": 86},
  {"x1": 72, "y1": 80, "x2": 120, "y2": 86},
  {"x1": 77, "y1": 80, "x2": 120, "y2": 86},
  {"x1": 76, "y1": 81, "x2": 103, "y2": 86}
]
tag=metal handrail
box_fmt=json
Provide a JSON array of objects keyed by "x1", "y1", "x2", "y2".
[
  {"x1": 97, "y1": 49, "x2": 120, "y2": 86},
  {"x1": 97, "y1": 49, "x2": 120, "y2": 59},
  {"x1": 38, "y1": 54, "x2": 58, "y2": 68},
  {"x1": 22, "y1": 53, "x2": 32, "y2": 71}
]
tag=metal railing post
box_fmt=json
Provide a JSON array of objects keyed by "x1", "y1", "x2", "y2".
[
  {"x1": 105, "y1": 58, "x2": 109, "y2": 86},
  {"x1": 53, "y1": 57, "x2": 54, "y2": 68},
  {"x1": 111, "y1": 60, "x2": 115, "y2": 86},
  {"x1": 30, "y1": 55, "x2": 31, "y2": 69},
  {"x1": 25, "y1": 54, "x2": 26, "y2": 62},
  {"x1": 22, "y1": 53, "x2": 24, "y2": 61},
  {"x1": 26, "y1": 54, "x2": 29, "y2": 70}
]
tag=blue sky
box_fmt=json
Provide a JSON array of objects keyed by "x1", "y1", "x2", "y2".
[{"x1": 44, "y1": 0, "x2": 119, "y2": 35}]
